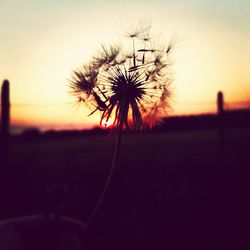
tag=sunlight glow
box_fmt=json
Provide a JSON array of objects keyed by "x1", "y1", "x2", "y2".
[
  {"x1": 101, "y1": 119, "x2": 113, "y2": 129},
  {"x1": 1, "y1": 0, "x2": 250, "y2": 131}
]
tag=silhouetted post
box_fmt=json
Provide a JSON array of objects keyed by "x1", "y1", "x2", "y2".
[
  {"x1": 217, "y1": 91, "x2": 225, "y2": 165},
  {"x1": 217, "y1": 91, "x2": 224, "y2": 116},
  {"x1": 0, "y1": 79, "x2": 10, "y2": 169}
]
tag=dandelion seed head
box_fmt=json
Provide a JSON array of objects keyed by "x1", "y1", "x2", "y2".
[{"x1": 69, "y1": 23, "x2": 173, "y2": 131}]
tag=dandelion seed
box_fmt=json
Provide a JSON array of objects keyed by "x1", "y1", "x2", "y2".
[{"x1": 70, "y1": 25, "x2": 172, "y2": 131}]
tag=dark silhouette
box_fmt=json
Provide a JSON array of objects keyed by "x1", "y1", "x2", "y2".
[
  {"x1": 217, "y1": 91, "x2": 224, "y2": 116},
  {"x1": 69, "y1": 23, "x2": 172, "y2": 130},
  {"x1": 69, "y1": 23, "x2": 174, "y2": 229},
  {"x1": 0, "y1": 79, "x2": 10, "y2": 169},
  {"x1": 217, "y1": 91, "x2": 225, "y2": 163},
  {"x1": 0, "y1": 80, "x2": 11, "y2": 219},
  {"x1": 1, "y1": 79, "x2": 10, "y2": 137}
]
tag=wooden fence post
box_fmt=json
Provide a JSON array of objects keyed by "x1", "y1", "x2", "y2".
[
  {"x1": 217, "y1": 91, "x2": 225, "y2": 165},
  {"x1": 0, "y1": 79, "x2": 10, "y2": 169},
  {"x1": 217, "y1": 91, "x2": 224, "y2": 116}
]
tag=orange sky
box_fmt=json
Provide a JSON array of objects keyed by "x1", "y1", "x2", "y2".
[{"x1": 1, "y1": 0, "x2": 250, "y2": 130}]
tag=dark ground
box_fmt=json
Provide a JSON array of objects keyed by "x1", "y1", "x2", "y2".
[{"x1": 1, "y1": 128, "x2": 250, "y2": 249}]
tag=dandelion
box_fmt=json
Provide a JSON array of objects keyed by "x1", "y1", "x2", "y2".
[
  {"x1": 69, "y1": 23, "x2": 173, "y2": 225},
  {"x1": 70, "y1": 39, "x2": 172, "y2": 131}
]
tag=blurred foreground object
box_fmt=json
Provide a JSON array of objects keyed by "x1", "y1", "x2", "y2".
[{"x1": 0, "y1": 214, "x2": 87, "y2": 250}]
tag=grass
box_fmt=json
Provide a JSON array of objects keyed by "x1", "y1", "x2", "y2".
[
  {"x1": 3, "y1": 128, "x2": 250, "y2": 250},
  {"x1": 9, "y1": 129, "x2": 219, "y2": 166}
]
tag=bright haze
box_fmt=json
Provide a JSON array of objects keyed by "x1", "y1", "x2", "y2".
[{"x1": 1, "y1": 0, "x2": 250, "y2": 131}]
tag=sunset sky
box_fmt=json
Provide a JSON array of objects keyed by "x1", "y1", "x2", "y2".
[{"x1": 1, "y1": 0, "x2": 250, "y2": 130}]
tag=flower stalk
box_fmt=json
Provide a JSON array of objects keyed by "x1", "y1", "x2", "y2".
[
  {"x1": 87, "y1": 123, "x2": 123, "y2": 225},
  {"x1": 69, "y1": 22, "x2": 173, "y2": 225}
]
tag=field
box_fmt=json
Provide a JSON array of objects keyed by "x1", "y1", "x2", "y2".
[{"x1": 2, "y1": 128, "x2": 250, "y2": 249}]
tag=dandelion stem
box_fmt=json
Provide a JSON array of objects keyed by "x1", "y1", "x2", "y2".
[
  {"x1": 70, "y1": 24, "x2": 173, "y2": 227},
  {"x1": 87, "y1": 125, "x2": 123, "y2": 226}
]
